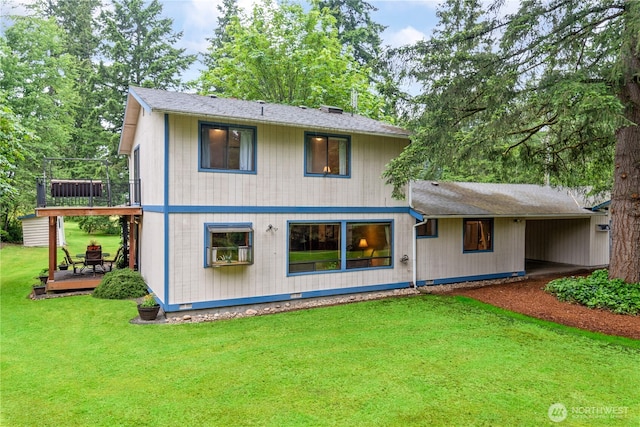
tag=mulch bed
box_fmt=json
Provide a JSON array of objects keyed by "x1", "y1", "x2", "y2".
[{"x1": 444, "y1": 273, "x2": 640, "y2": 340}]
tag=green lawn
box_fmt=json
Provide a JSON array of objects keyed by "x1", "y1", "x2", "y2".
[{"x1": 1, "y1": 227, "x2": 639, "y2": 426}]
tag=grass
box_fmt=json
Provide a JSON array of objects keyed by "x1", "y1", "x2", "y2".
[{"x1": 1, "y1": 224, "x2": 639, "y2": 426}]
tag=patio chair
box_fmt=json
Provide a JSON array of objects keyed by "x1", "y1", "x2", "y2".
[
  {"x1": 61, "y1": 247, "x2": 85, "y2": 274},
  {"x1": 103, "y1": 246, "x2": 124, "y2": 271},
  {"x1": 85, "y1": 248, "x2": 104, "y2": 273}
]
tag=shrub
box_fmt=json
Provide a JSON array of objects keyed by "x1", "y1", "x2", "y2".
[
  {"x1": 93, "y1": 269, "x2": 148, "y2": 300},
  {"x1": 545, "y1": 269, "x2": 640, "y2": 315}
]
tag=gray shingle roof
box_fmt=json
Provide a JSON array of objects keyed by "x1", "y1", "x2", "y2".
[
  {"x1": 411, "y1": 182, "x2": 604, "y2": 217},
  {"x1": 128, "y1": 86, "x2": 410, "y2": 138}
]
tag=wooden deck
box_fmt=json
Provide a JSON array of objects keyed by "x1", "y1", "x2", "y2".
[{"x1": 45, "y1": 268, "x2": 111, "y2": 291}]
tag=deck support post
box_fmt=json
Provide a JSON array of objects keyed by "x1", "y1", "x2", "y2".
[
  {"x1": 129, "y1": 215, "x2": 136, "y2": 270},
  {"x1": 48, "y1": 216, "x2": 58, "y2": 282}
]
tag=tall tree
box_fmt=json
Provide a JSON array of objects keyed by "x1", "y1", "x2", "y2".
[
  {"x1": 385, "y1": 0, "x2": 639, "y2": 282},
  {"x1": 312, "y1": 0, "x2": 385, "y2": 68},
  {"x1": 0, "y1": 16, "x2": 78, "y2": 222},
  {"x1": 33, "y1": 0, "x2": 110, "y2": 160},
  {"x1": 98, "y1": 0, "x2": 196, "y2": 137},
  {"x1": 199, "y1": 0, "x2": 383, "y2": 117}
]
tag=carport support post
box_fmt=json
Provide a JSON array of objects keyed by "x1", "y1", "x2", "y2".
[{"x1": 48, "y1": 216, "x2": 57, "y2": 281}]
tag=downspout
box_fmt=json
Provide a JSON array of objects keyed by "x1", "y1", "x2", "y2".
[
  {"x1": 413, "y1": 220, "x2": 428, "y2": 288},
  {"x1": 409, "y1": 180, "x2": 427, "y2": 288}
]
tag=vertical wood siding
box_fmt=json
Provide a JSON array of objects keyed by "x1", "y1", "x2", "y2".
[
  {"x1": 417, "y1": 218, "x2": 525, "y2": 281},
  {"x1": 168, "y1": 213, "x2": 414, "y2": 305},
  {"x1": 525, "y1": 219, "x2": 594, "y2": 265},
  {"x1": 166, "y1": 115, "x2": 407, "y2": 207}
]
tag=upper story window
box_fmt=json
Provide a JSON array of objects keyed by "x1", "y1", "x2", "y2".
[
  {"x1": 463, "y1": 219, "x2": 493, "y2": 252},
  {"x1": 305, "y1": 133, "x2": 350, "y2": 177},
  {"x1": 416, "y1": 219, "x2": 438, "y2": 238},
  {"x1": 200, "y1": 122, "x2": 256, "y2": 173}
]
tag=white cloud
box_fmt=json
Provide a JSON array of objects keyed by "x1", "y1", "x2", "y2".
[{"x1": 385, "y1": 26, "x2": 426, "y2": 48}]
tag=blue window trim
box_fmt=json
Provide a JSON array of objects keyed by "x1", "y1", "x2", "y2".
[
  {"x1": 462, "y1": 218, "x2": 494, "y2": 253},
  {"x1": 198, "y1": 120, "x2": 257, "y2": 174},
  {"x1": 203, "y1": 222, "x2": 254, "y2": 267},
  {"x1": 303, "y1": 131, "x2": 351, "y2": 178},
  {"x1": 287, "y1": 219, "x2": 394, "y2": 276},
  {"x1": 416, "y1": 218, "x2": 438, "y2": 239}
]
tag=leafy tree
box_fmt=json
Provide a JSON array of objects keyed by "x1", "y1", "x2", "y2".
[
  {"x1": 385, "y1": 0, "x2": 639, "y2": 282},
  {"x1": 0, "y1": 16, "x2": 78, "y2": 221},
  {"x1": 199, "y1": 0, "x2": 382, "y2": 117}
]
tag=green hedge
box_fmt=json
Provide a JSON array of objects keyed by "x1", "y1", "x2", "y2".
[
  {"x1": 92, "y1": 269, "x2": 148, "y2": 300},
  {"x1": 545, "y1": 269, "x2": 640, "y2": 315}
]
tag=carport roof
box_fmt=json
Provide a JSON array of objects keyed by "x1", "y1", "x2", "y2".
[{"x1": 411, "y1": 182, "x2": 605, "y2": 218}]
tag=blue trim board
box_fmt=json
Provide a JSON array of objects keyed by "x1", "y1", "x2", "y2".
[
  {"x1": 160, "y1": 281, "x2": 411, "y2": 312},
  {"x1": 129, "y1": 87, "x2": 152, "y2": 113},
  {"x1": 409, "y1": 208, "x2": 423, "y2": 221},
  {"x1": 417, "y1": 271, "x2": 526, "y2": 287},
  {"x1": 143, "y1": 205, "x2": 412, "y2": 214}
]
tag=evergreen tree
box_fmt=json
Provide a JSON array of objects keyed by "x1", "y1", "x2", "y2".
[
  {"x1": 98, "y1": 0, "x2": 196, "y2": 137},
  {"x1": 385, "y1": 0, "x2": 640, "y2": 282}
]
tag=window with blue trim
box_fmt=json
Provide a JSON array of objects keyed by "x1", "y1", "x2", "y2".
[
  {"x1": 200, "y1": 123, "x2": 255, "y2": 172},
  {"x1": 205, "y1": 224, "x2": 253, "y2": 267},
  {"x1": 416, "y1": 219, "x2": 437, "y2": 238},
  {"x1": 305, "y1": 133, "x2": 350, "y2": 176},
  {"x1": 463, "y1": 219, "x2": 492, "y2": 252},
  {"x1": 288, "y1": 221, "x2": 391, "y2": 274}
]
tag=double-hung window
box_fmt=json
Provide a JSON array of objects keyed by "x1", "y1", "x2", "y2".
[
  {"x1": 288, "y1": 221, "x2": 392, "y2": 274},
  {"x1": 463, "y1": 219, "x2": 493, "y2": 252},
  {"x1": 200, "y1": 122, "x2": 256, "y2": 173},
  {"x1": 305, "y1": 133, "x2": 350, "y2": 177}
]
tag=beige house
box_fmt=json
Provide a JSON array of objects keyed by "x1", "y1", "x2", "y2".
[{"x1": 118, "y1": 87, "x2": 609, "y2": 312}]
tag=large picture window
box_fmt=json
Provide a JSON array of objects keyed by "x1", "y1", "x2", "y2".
[
  {"x1": 288, "y1": 221, "x2": 392, "y2": 274},
  {"x1": 463, "y1": 219, "x2": 493, "y2": 252},
  {"x1": 305, "y1": 133, "x2": 350, "y2": 177},
  {"x1": 200, "y1": 123, "x2": 256, "y2": 172}
]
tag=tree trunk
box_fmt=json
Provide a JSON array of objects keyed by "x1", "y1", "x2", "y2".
[{"x1": 610, "y1": 36, "x2": 640, "y2": 283}]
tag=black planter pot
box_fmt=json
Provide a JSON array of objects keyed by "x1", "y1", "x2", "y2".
[
  {"x1": 137, "y1": 304, "x2": 160, "y2": 321},
  {"x1": 38, "y1": 275, "x2": 48, "y2": 285},
  {"x1": 33, "y1": 285, "x2": 46, "y2": 296},
  {"x1": 59, "y1": 265, "x2": 69, "y2": 271}
]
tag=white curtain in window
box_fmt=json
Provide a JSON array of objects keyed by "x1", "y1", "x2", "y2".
[
  {"x1": 339, "y1": 140, "x2": 347, "y2": 174},
  {"x1": 202, "y1": 129, "x2": 212, "y2": 168},
  {"x1": 239, "y1": 129, "x2": 253, "y2": 170},
  {"x1": 385, "y1": 225, "x2": 391, "y2": 249}
]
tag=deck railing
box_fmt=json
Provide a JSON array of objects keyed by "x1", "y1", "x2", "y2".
[{"x1": 36, "y1": 178, "x2": 140, "y2": 208}]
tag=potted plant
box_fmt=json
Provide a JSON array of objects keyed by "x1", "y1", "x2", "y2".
[
  {"x1": 32, "y1": 282, "x2": 46, "y2": 296},
  {"x1": 137, "y1": 293, "x2": 160, "y2": 321},
  {"x1": 58, "y1": 260, "x2": 69, "y2": 271},
  {"x1": 37, "y1": 268, "x2": 49, "y2": 285},
  {"x1": 87, "y1": 239, "x2": 101, "y2": 251}
]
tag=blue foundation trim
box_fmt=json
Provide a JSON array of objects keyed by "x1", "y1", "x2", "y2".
[
  {"x1": 161, "y1": 281, "x2": 411, "y2": 312},
  {"x1": 417, "y1": 271, "x2": 526, "y2": 287}
]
